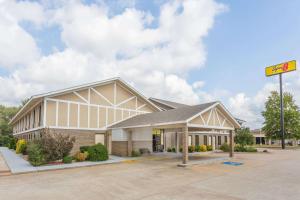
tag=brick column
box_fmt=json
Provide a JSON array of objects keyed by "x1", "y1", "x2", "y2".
[
  {"x1": 176, "y1": 132, "x2": 179, "y2": 153},
  {"x1": 229, "y1": 130, "x2": 234, "y2": 157},
  {"x1": 105, "y1": 131, "x2": 112, "y2": 154},
  {"x1": 127, "y1": 131, "x2": 133, "y2": 157},
  {"x1": 182, "y1": 125, "x2": 188, "y2": 164}
]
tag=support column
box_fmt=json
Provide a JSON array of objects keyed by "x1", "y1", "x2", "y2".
[
  {"x1": 105, "y1": 131, "x2": 112, "y2": 155},
  {"x1": 212, "y1": 136, "x2": 216, "y2": 150},
  {"x1": 176, "y1": 132, "x2": 180, "y2": 153},
  {"x1": 127, "y1": 131, "x2": 133, "y2": 157},
  {"x1": 229, "y1": 130, "x2": 234, "y2": 157},
  {"x1": 182, "y1": 125, "x2": 188, "y2": 164}
]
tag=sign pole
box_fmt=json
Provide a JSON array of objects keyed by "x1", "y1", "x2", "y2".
[{"x1": 279, "y1": 73, "x2": 285, "y2": 149}]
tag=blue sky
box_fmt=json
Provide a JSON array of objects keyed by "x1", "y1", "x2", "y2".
[{"x1": 1, "y1": 0, "x2": 300, "y2": 128}]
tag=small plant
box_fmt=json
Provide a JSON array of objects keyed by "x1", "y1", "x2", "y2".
[
  {"x1": 16, "y1": 139, "x2": 27, "y2": 154},
  {"x1": 179, "y1": 146, "x2": 183, "y2": 152},
  {"x1": 139, "y1": 148, "x2": 150, "y2": 155},
  {"x1": 199, "y1": 145, "x2": 207, "y2": 152},
  {"x1": 167, "y1": 147, "x2": 172, "y2": 152},
  {"x1": 207, "y1": 145, "x2": 213, "y2": 151},
  {"x1": 63, "y1": 156, "x2": 73, "y2": 164},
  {"x1": 80, "y1": 146, "x2": 90, "y2": 153},
  {"x1": 27, "y1": 142, "x2": 45, "y2": 166},
  {"x1": 9, "y1": 137, "x2": 17, "y2": 150},
  {"x1": 195, "y1": 145, "x2": 200, "y2": 152},
  {"x1": 246, "y1": 146, "x2": 257, "y2": 152},
  {"x1": 74, "y1": 151, "x2": 88, "y2": 162},
  {"x1": 87, "y1": 143, "x2": 108, "y2": 161},
  {"x1": 234, "y1": 144, "x2": 247, "y2": 152},
  {"x1": 171, "y1": 147, "x2": 176, "y2": 152},
  {"x1": 131, "y1": 150, "x2": 141, "y2": 157},
  {"x1": 220, "y1": 143, "x2": 230, "y2": 152},
  {"x1": 188, "y1": 145, "x2": 195, "y2": 153}
]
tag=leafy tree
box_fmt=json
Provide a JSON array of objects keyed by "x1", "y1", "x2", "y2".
[
  {"x1": 0, "y1": 105, "x2": 19, "y2": 135},
  {"x1": 235, "y1": 127, "x2": 254, "y2": 147},
  {"x1": 262, "y1": 91, "x2": 300, "y2": 140}
]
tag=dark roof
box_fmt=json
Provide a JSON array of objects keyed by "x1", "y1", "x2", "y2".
[
  {"x1": 149, "y1": 97, "x2": 189, "y2": 110},
  {"x1": 109, "y1": 101, "x2": 217, "y2": 129}
]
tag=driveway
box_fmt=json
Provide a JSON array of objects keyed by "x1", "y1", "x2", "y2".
[{"x1": 0, "y1": 149, "x2": 299, "y2": 200}]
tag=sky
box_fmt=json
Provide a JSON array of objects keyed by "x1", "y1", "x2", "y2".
[{"x1": 1, "y1": 0, "x2": 300, "y2": 129}]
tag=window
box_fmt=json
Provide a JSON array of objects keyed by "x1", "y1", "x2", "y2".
[
  {"x1": 204, "y1": 135, "x2": 208, "y2": 145},
  {"x1": 195, "y1": 135, "x2": 199, "y2": 146},
  {"x1": 33, "y1": 110, "x2": 36, "y2": 128},
  {"x1": 224, "y1": 136, "x2": 228, "y2": 143},
  {"x1": 188, "y1": 135, "x2": 192, "y2": 146},
  {"x1": 218, "y1": 136, "x2": 221, "y2": 145}
]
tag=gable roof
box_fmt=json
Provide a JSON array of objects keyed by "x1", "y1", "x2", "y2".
[
  {"x1": 109, "y1": 101, "x2": 218, "y2": 129},
  {"x1": 109, "y1": 101, "x2": 241, "y2": 129},
  {"x1": 9, "y1": 77, "x2": 161, "y2": 125},
  {"x1": 149, "y1": 97, "x2": 189, "y2": 110}
]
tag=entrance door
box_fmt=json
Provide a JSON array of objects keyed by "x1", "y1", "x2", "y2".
[{"x1": 152, "y1": 129, "x2": 164, "y2": 152}]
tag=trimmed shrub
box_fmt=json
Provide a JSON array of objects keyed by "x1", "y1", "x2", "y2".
[
  {"x1": 167, "y1": 147, "x2": 172, "y2": 152},
  {"x1": 9, "y1": 137, "x2": 17, "y2": 150},
  {"x1": 63, "y1": 156, "x2": 73, "y2": 164},
  {"x1": 199, "y1": 145, "x2": 207, "y2": 152},
  {"x1": 0, "y1": 135, "x2": 12, "y2": 148},
  {"x1": 132, "y1": 150, "x2": 141, "y2": 157},
  {"x1": 234, "y1": 144, "x2": 247, "y2": 152},
  {"x1": 39, "y1": 129, "x2": 75, "y2": 162},
  {"x1": 207, "y1": 145, "x2": 213, "y2": 151},
  {"x1": 195, "y1": 145, "x2": 200, "y2": 152},
  {"x1": 246, "y1": 146, "x2": 257, "y2": 152},
  {"x1": 171, "y1": 147, "x2": 176, "y2": 152},
  {"x1": 80, "y1": 146, "x2": 89, "y2": 153},
  {"x1": 74, "y1": 151, "x2": 88, "y2": 162},
  {"x1": 27, "y1": 142, "x2": 45, "y2": 166},
  {"x1": 188, "y1": 145, "x2": 195, "y2": 153},
  {"x1": 220, "y1": 143, "x2": 230, "y2": 152},
  {"x1": 16, "y1": 139, "x2": 27, "y2": 154},
  {"x1": 87, "y1": 143, "x2": 108, "y2": 161},
  {"x1": 139, "y1": 148, "x2": 150, "y2": 155}
]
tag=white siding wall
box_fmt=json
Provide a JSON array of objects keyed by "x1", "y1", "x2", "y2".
[
  {"x1": 112, "y1": 129, "x2": 128, "y2": 141},
  {"x1": 132, "y1": 127, "x2": 152, "y2": 141}
]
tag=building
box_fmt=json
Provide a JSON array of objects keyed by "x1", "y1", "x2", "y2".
[{"x1": 9, "y1": 77, "x2": 240, "y2": 164}]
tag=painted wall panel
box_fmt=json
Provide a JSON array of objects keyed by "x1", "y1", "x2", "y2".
[
  {"x1": 90, "y1": 106, "x2": 98, "y2": 128},
  {"x1": 69, "y1": 103, "x2": 78, "y2": 127},
  {"x1": 58, "y1": 102, "x2": 68, "y2": 127},
  {"x1": 98, "y1": 107, "x2": 106, "y2": 128},
  {"x1": 53, "y1": 93, "x2": 84, "y2": 103},
  {"x1": 80, "y1": 105, "x2": 88, "y2": 128},
  {"x1": 46, "y1": 101, "x2": 56, "y2": 126},
  {"x1": 94, "y1": 83, "x2": 114, "y2": 103}
]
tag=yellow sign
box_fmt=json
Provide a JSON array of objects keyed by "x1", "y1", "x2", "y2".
[{"x1": 265, "y1": 60, "x2": 296, "y2": 77}]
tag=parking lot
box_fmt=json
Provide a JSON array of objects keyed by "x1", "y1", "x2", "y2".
[{"x1": 0, "y1": 149, "x2": 300, "y2": 200}]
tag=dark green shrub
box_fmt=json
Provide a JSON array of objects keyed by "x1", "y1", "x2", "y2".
[
  {"x1": 195, "y1": 145, "x2": 200, "y2": 152},
  {"x1": 171, "y1": 147, "x2": 176, "y2": 152},
  {"x1": 0, "y1": 135, "x2": 11, "y2": 147},
  {"x1": 188, "y1": 145, "x2": 195, "y2": 153},
  {"x1": 131, "y1": 150, "x2": 141, "y2": 157},
  {"x1": 80, "y1": 146, "x2": 89, "y2": 153},
  {"x1": 234, "y1": 144, "x2": 247, "y2": 152},
  {"x1": 207, "y1": 145, "x2": 213, "y2": 151},
  {"x1": 220, "y1": 143, "x2": 230, "y2": 152},
  {"x1": 246, "y1": 146, "x2": 257, "y2": 152},
  {"x1": 179, "y1": 146, "x2": 183, "y2": 152},
  {"x1": 167, "y1": 147, "x2": 172, "y2": 152},
  {"x1": 63, "y1": 156, "x2": 73, "y2": 164},
  {"x1": 27, "y1": 142, "x2": 45, "y2": 166},
  {"x1": 9, "y1": 137, "x2": 17, "y2": 150},
  {"x1": 87, "y1": 143, "x2": 108, "y2": 161}
]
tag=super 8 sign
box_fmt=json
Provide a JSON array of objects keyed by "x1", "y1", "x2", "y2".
[{"x1": 265, "y1": 60, "x2": 296, "y2": 77}]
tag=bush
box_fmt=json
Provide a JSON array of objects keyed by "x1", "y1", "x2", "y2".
[
  {"x1": 235, "y1": 128, "x2": 254, "y2": 146},
  {"x1": 179, "y1": 146, "x2": 183, "y2": 152},
  {"x1": 220, "y1": 143, "x2": 230, "y2": 152},
  {"x1": 39, "y1": 129, "x2": 75, "y2": 162},
  {"x1": 207, "y1": 145, "x2": 213, "y2": 151},
  {"x1": 16, "y1": 139, "x2": 27, "y2": 154},
  {"x1": 199, "y1": 145, "x2": 207, "y2": 152},
  {"x1": 63, "y1": 156, "x2": 73, "y2": 164},
  {"x1": 74, "y1": 151, "x2": 88, "y2": 162},
  {"x1": 167, "y1": 147, "x2": 172, "y2": 152},
  {"x1": 27, "y1": 142, "x2": 45, "y2": 166},
  {"x1": 131, "y1": 150, "x2": 141, "y2": 157},
  {"x1": 87, "y1": 143, "x2": 108, "y2": 161},
  {"x1": 246, "y1": 146, "x2": 257, "y2": 152},
  {"x1": 139, "y1": 148, "x2": 150, "y2": 155},
  {"x1": 80, "y1": 146, "x2": 89, "y2": 153},
  {"x1": 171, "y1": 147, "x2": 176, "y2": 152},
  {"x1": 9, "y1": 137, "x2": 17, "y2": 150},
  {"x1": 188, "y1": 145, "x2": 195, "y2": 153},
  {"x1": 234, "y1": 144, "x2": 247, "y2": 152},
  {"x1": 0, "y1": 135, "x2": 12, "y2": 148},
  {"x1": 195, "y1": 145, "x2": 200, "y2": 152}
]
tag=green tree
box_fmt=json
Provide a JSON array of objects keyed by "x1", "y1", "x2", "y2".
[
  {"x1": 0, "y1": 105, "x2": 19, "y2": 135},
  {"x1": 262, "y1": 91, "x2": 300, "y2": 140},
  {"x1": 235, "y1": 127, "x2": 254, "y2": 146}
]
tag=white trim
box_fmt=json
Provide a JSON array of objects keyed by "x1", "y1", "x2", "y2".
[
  {"x1": 187, "y1": 123, "x2": 234, "y2": 130},
  {"x1": 217, "y1": 103, "x2": 241, "y2": 128},
  {"x1": 13, "y1": 127, "x2": 44, "y2": 136},
  {"x1": 135, "y1": 96, "x2": 137, "y2": 111},
  {"x1": 77, "y1": 104, "x2": 80, "y2": 128},
  {"x1": 137, "y1": 104, "x2": 146, "y2": 110},
  {"x1": 149, "y1": 98, "x2": 177, "y2": 109},
  {"x1": 207, "y1": 109, "x2": 213, "y2": 125},
  {"x1": 116, "y1": 96, "x2": 136, "y2": 107},
  {"x1": 55, "y1": 101, "x2": 58, "y2": 126},
  {"x1": 217, "y1": 108, "x2": 235, "y2": 128},
  {"x1": 222, "y1": 119, "x2": 226, "y2": 127},
  {"x1": 215, "y1": 108, "x2": 221, "y2": 126},
  {"x1": 88, "y1": 89, "x2": 90, "y2": 128},
  {"x1": 188, "y1": 131, "x2": 229, "y2": 135},
  {"x1": 108, "y1": 120, "x2": 186, "y2": 130},
  {"x1": 186, "y1": 102, "x2": 219, "y2": 122},
  {"x1": 200, "y1": 114, "x2": 206, "y2": 125},
  {"x1": 47, "y1": 126, "x2": 107, "y2": 131},
  {"x1": 73, "y1": 91, "x2": 88, "y2": 103},
  {"x1": 90, "y1": 87, "x2": 114, "y2": 106},
  {"x1": 114, "y1": 82, "x2": 116, "y2": 122}
]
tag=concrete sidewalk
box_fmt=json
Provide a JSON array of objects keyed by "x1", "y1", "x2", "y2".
[
  {"x1": 0, "y1": 152, "x2": 11, "y2": 176},
  {"x1": 0, "y1": 147, "x2": 134, "y2": 174}
]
